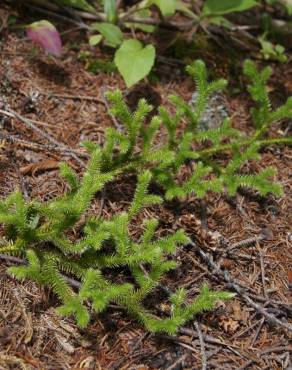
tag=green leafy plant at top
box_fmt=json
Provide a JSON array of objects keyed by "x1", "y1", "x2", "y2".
[
  {"x1": 0, "y1": 59, "x2": 291, "y2": 333},
  {"x1": 25, "y1": 0, "x2": 290, "y2": 87}
]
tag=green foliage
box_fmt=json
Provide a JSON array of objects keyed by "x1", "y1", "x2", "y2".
[
  {"x1": 53, "y1": 0, "x2": 94, "y2": 12},
  {"x1": 202, "y1": 0, "x2": 258, "y2": 16},
  {"x1": 258, "y1": 34, "x2": 287, "y2": 62},
  {"x1": 114, "y1": 40, "x2": 156, "y2": 88},
  {"x1": 267, "y1": 0, "x2": 292, "y2": 14},
  {"x1": 100, "y1": 59, "x2": 290, "y2": 200},
  {"x1": 103, "y1": 0, "x2": 118, "y2": 23},
  {"x1": 1, "y1": 59, "x2": 291, "y2": 333},
  {"x1": 78, "y1": 53, "x2": 117, "y2": 74},
  {"x1": 0, "y1": 167, "x2": 232, "y2": 334},
  {"x1": 148, "y1": 0, "x2": 177, "y2": 17},
  {"x1": 91, "y1": 22, "x2": 123, "y2": 48},
  {"x1": 25, "y1": 1, "x2": 286, "y2": 86}
]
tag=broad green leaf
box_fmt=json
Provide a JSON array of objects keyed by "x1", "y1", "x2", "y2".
[
  {"x1": 114, "y1": 39, "x2": 155, "y2": 87},
  {"x1": 203, "y1": 0, "x2": 258, "y2": 16},
  {"x1": 91, "y1": 23, "x2": 123, "y2": 47},
  {"x1": 210, "y1": 16, "x2": 233, "y2": 28},
  {"x1": 279, "y1": 0, "x2": 292, "y2": 14},
  {"x1": 124, "y1": 9, "x2": 156, "y2": 33},
  {"x1": 175, "y1": 1, "x2": 197, "y2": 18},
  {"x1": 89, "y1": 35, "x2": 103, "y2": 46},
  {"x1": 54, "y1": 0, "x2": 95, "y2": 12},
  {"x1": 150, "y1": 0, "x2": 177, "y2": 17},
  {"x1": 144, "y1": 0, "x2": 196, "y2": 18},
  {"x1": 104, "y1": 0, "x2": 117, "y2": 23},
  {"x1": 258, "y1": 34, "x2": 287, "y2": 62}
]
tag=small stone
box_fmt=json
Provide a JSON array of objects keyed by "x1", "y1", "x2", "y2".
[{"x1": 189, "y1": 92, "x2": 229, "y2": 131}]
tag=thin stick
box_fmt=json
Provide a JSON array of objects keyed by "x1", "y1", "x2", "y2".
[
  {"x1": 0, "y1": 253, "x2": 82, "y2": 289},
  {"x1": 165, "y1": 354, "x2": 188, "y2": 370},
  {"x1": 0, "y1": 254, "x2": 24, "y2": 264},
  {"x1": 24, "y1": 2, "x2": 198, "y2": 32},
  {"x1": 195, "y1": 321, "x2": 207, "y2": 370},
  {"x1": 250, "y1": 318, "x2": 265, "y2": 347},
  {"x1": 40, "y1": 91, "x2": 105, "y2": 104},
  {"x1": 179, "y1": 327, "x2": 240, "y2": 349},
  {"x1": 187, "y1": 241, "x2": 292, "y2": 332},
  {"x1": 238, "y1": 346, "x2": 292, "y2": 370},
  {"x1": 0, "y1": 108, "x2": 85, "y2": 166},
  {"x1": 225, "y1": 235, "x2": 265, "y2": 254},
  {"x1": 25, "y1": 4, "x2": 90, "y2": 29},
  {"x1": 257, "y1": 244, "x2": 268, "y2": 299},
  {"x1": 0, "y1": 132, "x2": 89, "y2": 158}
]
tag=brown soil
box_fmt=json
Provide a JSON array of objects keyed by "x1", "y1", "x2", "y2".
[{"x1": 0, "y1": 4, "x2": 291, "y2": 370}]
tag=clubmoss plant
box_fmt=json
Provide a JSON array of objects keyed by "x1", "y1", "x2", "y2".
[
  {"x1": 97, "y1": 59, "x2": 291, "y2": 199},
  {"x1": 0, "y1": 166, "x2": 233, "y2": 333},
  {"x1": 0, "y1": 60, "x2": 291, "y2": 333}
]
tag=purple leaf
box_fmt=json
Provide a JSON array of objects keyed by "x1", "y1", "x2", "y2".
[{"x1": 27, "y1": 20, "x2": 62, "y2": 57}]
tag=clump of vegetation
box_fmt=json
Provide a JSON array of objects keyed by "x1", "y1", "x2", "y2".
[
  {"x1": 0, "y1": 59, "x2": 291, "y2": 333},
  {"x1": 91, "y1": 59, "x2": 291, "y2": 200},
  {"x1": 24, "y1": 0, "x2": 290, "y2": 87}
]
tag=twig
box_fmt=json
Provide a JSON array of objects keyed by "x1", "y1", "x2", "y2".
[
  {"x1": 194, "y1": 321, "x2": 207, "y2": 370},
  {"x1": 156, "y1": 55, "x2": 186, "y2": 67},
  {"x1": 24, "y1": 4, "x2": 90, "y2": 30},
  {"x1": 185, "y1": 246, "x2": 291, "y2": 316},
  {"x1": 238, "y1": 346, "x2": 292, "y2": 370},
  {"x1": 0, "y1": 132, "x2": 88, "y2": 158},
  {"x1": 179, "y1": 327, "x2": 239, "y2": 349},
  {"x1": 121, "y1": 17, "x2": 198, "y2": 31},
  {"x1": 165, "y1": 354, "x2": 188, "y2": 370},
  {"x1": 24, "y1": 1, "x2": 198, "y2": 32},
  {"x1": 232, "y1": 318, "x2": 263, "y2": 340},
  {"x1": 257, "y1": 244, "x2": 268, "y2": 299},
  {"x1": 187, "y1": 241, "x2": 292, "y2": 332},
  {"x1": 0, "y1": 254, "x2": 24, "y2": 264},
  {"x1": 172, "y1": 329, "x2": 253, "y2": 363},
  {"x1": 40, "y1": 91, "x2": 105, "y2": 104},
  {"x1": 225, "y1": 235, "x2": 265, "y2": 254},
  {"x1": 250, "y1": 318, "x2": 265, "y2": 347},
  {"x1": 0, "y1": 253, "x2": 82, "y2": 289},
  {"x1": 0, "y1": 108, "x2": 85, "y2": 166}
]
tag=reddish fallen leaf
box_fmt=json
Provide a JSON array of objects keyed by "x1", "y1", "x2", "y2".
[
  {"x1": 27, "y1": 20, "x2": 62, "y2": 57},
  {"x1": 288, "y1": 270, "x2": 292, "y2": 291}
]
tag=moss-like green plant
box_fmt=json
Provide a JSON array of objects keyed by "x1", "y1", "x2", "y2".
[
  {"x1": 0, "y1": 60, "x2": 291, "y2": 333},
  {"x1": 0, "y1": 167, "x2": 233, "y2": 333},
  {"x1": 95, "y1": 59, "x2": 291, "y2": 199}
]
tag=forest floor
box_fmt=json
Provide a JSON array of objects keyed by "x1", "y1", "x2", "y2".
[{"x1": 0, "y1": 3, "x2": 291, "y2": 370}]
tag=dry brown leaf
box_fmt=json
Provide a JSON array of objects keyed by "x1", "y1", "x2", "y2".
[
  {"x1": 231, "y1": 301, "x2": 249, "y2": 323},
  {"x1": 20, "y1": 160, "x2": 59, "y2": 176},
  {"x1": 288, "y1": 270, "x2": 292, "y2": 291},
  {"x1": 219, "y1": 316, "x2": 240, "y2": 333}
]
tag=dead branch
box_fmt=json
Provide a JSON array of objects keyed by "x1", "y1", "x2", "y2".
[{"x1": 187, "y1": 241, "x2": 292, "y2": 333}]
